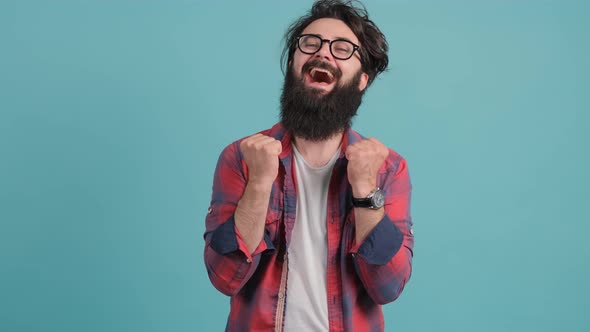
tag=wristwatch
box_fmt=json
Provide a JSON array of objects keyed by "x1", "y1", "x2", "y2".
[{"x1": 351, "y1": 187, "x2": 384, "y2": 209}]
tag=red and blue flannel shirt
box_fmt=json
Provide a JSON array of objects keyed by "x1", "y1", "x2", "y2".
[{"x1": 204, "y1": 122, "x2": 414, "y2": 332}]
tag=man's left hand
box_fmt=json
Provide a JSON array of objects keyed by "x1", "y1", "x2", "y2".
[{"x1": 345, "y1": 137, "x2": 389, "y2": 197}]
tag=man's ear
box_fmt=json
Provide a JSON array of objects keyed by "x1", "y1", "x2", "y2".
[{"x1": 358, "y1": 72, "x2": 369, "y2": 91}]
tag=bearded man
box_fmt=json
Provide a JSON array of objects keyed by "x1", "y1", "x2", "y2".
[{"x1": 204, "y1": 1, "x2": 414, "y2": 331}]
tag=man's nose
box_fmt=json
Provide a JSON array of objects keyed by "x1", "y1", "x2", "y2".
[{"x1": 314, "y1": 41, "x2": 333, "y2": 60}]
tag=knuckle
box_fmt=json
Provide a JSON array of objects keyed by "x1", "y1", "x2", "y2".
[{"x1": 240, "y1": 141, "x2": 250, "y2": 152}]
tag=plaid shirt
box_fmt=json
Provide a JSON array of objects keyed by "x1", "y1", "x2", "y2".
[{"x1": 204, "y1": 123, "x2": 414, "y2": 332}]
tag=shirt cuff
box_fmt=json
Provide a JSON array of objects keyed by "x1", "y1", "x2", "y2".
[
  {"x1": 350, "y1": 217, "x2": 404, "y2": 265},
  {"x1": 210, "y1": 215, "x2": 275, "y2": 261}
]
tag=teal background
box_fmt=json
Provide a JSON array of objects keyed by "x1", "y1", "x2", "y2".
[{"x1": 1, "y1": 0, "x2": 588, "y2": 331}]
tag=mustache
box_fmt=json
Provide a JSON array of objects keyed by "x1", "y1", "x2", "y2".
[{"x1": 301, "y1": 59, "x2": 342, "y2": 80}]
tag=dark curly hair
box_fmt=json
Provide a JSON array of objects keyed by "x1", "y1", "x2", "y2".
[{"x1": 281, "y1": 0, "x2": 389, "y2": 86}]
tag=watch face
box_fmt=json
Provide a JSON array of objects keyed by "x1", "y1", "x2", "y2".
[{"x1": 371, "y1": 189, "x2": 385, "y2": 209}]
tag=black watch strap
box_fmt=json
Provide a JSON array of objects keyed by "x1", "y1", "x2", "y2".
[
  {"x1": 351, "y1": 196, "x2": 373, "y2": 208},
  {"x1": 351, "y1": 187, "x2": 384, "y2": 209}
]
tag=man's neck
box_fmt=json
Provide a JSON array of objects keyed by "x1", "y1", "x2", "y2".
[{"x1": 293, "y1": 131, "x2": 344, "y2": 168}]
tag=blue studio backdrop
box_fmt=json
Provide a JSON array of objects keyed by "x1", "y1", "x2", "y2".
[{"x1": 1, "y1": 1, "x2": 588, "y2": 331}]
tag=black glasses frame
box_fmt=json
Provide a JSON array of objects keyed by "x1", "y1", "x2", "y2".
[{"x1": 295, "y1": 34, "x2": 360, "y2": 60}]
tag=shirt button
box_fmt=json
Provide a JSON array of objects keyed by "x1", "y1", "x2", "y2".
[
  {"x1": 278, "y1": 292, "x2": 284, "y2": 299},
  {"x1": 246, "y1": 258, "x2": 252, "y2": 263}
]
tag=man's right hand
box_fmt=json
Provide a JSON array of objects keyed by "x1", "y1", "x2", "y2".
[
  {"x1": 240, "y1": 133, "x2": 282, "y2": 187},
  {"x1": 236, "y1": 134, "x2": 282, "y2": 254}
]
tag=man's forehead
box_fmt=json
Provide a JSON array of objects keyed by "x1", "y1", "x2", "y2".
[{"x1": 301, "y1": 18, "x2": 360, "y2": 43}]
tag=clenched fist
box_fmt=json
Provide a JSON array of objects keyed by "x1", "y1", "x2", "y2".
[
  {"x1": 240, "y1": 133, "x2": 282, "y2": 187},
  {"x1": 345, "y1": 137, "x2": 389, "y2": 197}
]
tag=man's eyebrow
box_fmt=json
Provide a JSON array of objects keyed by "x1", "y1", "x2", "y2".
[
  {"x1": 334, "y1": 36, "x2": 354, "y2": 42},
  {"x1": 312, "y1": 33, "x2": 356, "y2": 43}
]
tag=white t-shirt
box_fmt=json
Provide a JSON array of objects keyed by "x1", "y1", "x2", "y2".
[{"x1": 283, "y1": 144, "x2": 339, "y2": 331}]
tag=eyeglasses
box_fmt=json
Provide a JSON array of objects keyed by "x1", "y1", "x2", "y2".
[{"x1": 295, "y1": 34, "x2": 360, "y2": 60}]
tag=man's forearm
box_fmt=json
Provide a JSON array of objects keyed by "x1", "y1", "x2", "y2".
[
  {"x1": 351, "y1": 183, "x2": 385, "y2": 244},
  {"x1": 354, "y1": 207, "x2": 385, "y2": 244},
  {"x1": 234, "y1": 181, "x2": 273, "y2": 254}
]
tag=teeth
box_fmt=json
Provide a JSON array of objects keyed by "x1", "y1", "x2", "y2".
[{"x1": 310, "y1": 67, "x2": 334, "y2": 80}]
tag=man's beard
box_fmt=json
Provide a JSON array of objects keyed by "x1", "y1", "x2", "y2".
[{"x1": 280, "y1": 60, "x2": 365, "y2": 142}]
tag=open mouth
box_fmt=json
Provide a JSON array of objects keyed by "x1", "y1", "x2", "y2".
[{"x1": 307, "y1": 67, "x2": 335, "y2": 85}]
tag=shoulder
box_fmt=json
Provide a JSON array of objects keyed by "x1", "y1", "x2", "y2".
[
  {"x1": 233, "y1": 122, "x2": 285, "y2": 145},
  {"x1": 384, "y1": 148, "x2": 408, "y2": 176},
  {"x1": 218, "y1": 122, "x2": 284, "y2": 159}
]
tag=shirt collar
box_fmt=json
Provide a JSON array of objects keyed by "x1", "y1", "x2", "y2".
[{"x1": 267, "y1": 122, "x2": 364, "y2": 160}]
